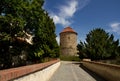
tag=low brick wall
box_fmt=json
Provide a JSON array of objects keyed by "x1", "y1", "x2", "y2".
[
  {"x1": 0, "y1": 59, "x2": 60, "y2": 81},
  {"x1": 82, "y1": 61, "x2": 120, "y2": 81}
]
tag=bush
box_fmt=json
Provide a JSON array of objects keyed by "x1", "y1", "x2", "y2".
[{"x1": 60, "y1": 55, "x2": 80, "y2": 61}]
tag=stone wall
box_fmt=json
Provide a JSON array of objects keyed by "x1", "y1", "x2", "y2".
[
  {"x1": 60, "y1": 32, "x2": 77, "y2": 56},
  {"x1": 82, "y1": 61, "x2": 120, "y2": 81}
]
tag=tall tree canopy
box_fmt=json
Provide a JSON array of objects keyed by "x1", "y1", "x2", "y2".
[
  {"x1": 0, "y1": 0, "x2": 59, "y2": 69},
  {"x1": 77, "y1": 28, "x2": 120, "y2": 60}
]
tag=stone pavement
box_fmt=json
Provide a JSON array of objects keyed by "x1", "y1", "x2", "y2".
[{"x1": 48, "y1": 61, "x2": 106, "y2": 81}]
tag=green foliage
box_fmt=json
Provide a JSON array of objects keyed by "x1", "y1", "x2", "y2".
[
  {"x1": 0, "y1": 0, "x2": 27, "y2": 69},
  {"x1": 28, "y1": 3, "x2": 60, "y2": 60},
  {"x1": 60, "y1": 55, "x2": 80, "y2": 61},
  {"x1": 0, "y1": 0, "x2": 59, "y2": 69},
  {"x1": 77, "y1": 28, "x2": 120, "y2": 60}
]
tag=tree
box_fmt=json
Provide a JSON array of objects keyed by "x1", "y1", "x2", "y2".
[
  {"x1": 0, "y1": 0, "x2": 27, "y2": 69},
  {"x1": 77, "y1": 28, "x2": 120, "y2": 60},
  {"x1": 25, "y1": 0, "x2": 59, "y2": 62},
  {"x1": 0, "y1": 0, "x2": 59, "y2": 69}
]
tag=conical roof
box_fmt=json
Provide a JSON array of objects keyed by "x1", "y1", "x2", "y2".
[{"x1": 60, "y1": 27, "x2": 77, "y2": 34}]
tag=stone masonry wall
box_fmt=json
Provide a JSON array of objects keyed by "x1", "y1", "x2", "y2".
[
  {"x1": 82, "y1": 61, "x2": 120, "y2": 81},
  {"x1": 60, "y1": 32, "x2": 77, "y2": 56}
]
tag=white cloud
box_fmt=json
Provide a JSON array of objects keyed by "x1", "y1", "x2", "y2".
[
  {"x1": 50, "y1": 0, "x2": 78, "y2": 27},
  {"x1": 78, "y1": 0, "x2": 90, "y2": 10},
  {"x1": 59, "y1": 0, "x2": 78, "y2": 18},
  {"x1": 56, "y1": 36, "x2": 60, "y2": 45},
  {"x1": 49, "y1": 0, "x2": 90, "y2": 27},
  {"x1": 109, "y1": 22, "x2": 120, "y2": 34},
  {"x1": 51, "y1": 15, "x2": 70, "y2": 27}
]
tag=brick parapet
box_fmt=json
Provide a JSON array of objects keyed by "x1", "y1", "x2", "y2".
[{"x1": 0, "y1": 59, "x2": 60, "y2": 81}]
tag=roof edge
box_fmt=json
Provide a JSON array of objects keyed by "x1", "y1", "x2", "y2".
[{"x1": 60, "y1": 27, "x2": 77, "y2": 34}]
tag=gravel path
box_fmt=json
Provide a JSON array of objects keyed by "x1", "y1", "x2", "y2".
[{"x1": 49, "y1": 61, "x2": 106, "y2": 81}]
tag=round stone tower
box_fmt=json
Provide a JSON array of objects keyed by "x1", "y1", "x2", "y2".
[{"x1": 60, "y1": 27, "x2": 77, "y2": 56}]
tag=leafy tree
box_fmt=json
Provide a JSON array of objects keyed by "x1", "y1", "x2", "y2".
[
  {"x1": 0, "y1": 0, "x2": 59, "y2": 69},
  {"x1": 77, "y1": 41, "x2": 87, "y2": 59},
  {"x1": 25, "y1": 0, "x2": 59, "y2": 62},
  {"x1": 77, "y1": 28, "x2": 120, "y2": 60},
  {"x1": 0, "y1": 0, "x2": 27, "y2": 69}
]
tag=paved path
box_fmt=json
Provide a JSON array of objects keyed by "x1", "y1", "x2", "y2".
[{"x1": 49, "y1": 61, "x2": 106, "y2": 81}]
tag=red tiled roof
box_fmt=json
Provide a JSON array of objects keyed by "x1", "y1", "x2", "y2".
[{"x1": 60, "y1": 27, "x2": 77, "y2": 34}]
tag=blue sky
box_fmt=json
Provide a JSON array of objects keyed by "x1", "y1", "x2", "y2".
[{"x1": 44, "y1": 0, "x2": 120, "y2": 44}]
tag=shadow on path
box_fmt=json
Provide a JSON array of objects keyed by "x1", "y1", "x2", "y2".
[{"x1": 72, "y1": 62, "x2": 107, "y2": 81}]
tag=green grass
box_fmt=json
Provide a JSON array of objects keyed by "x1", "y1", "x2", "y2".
[{"x1": 60, "y1": 55, "x2": 80, "y2": 61}]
